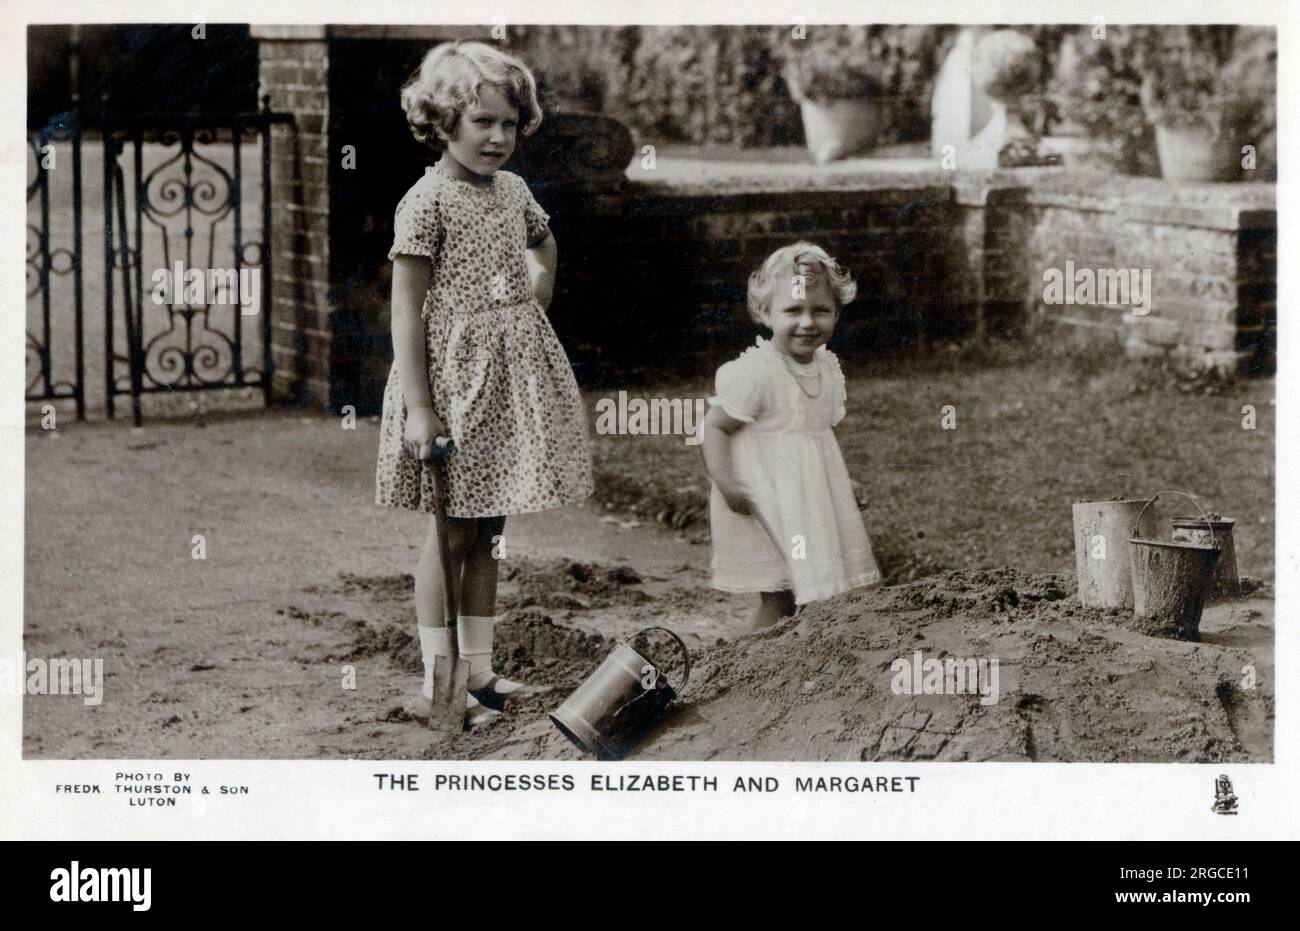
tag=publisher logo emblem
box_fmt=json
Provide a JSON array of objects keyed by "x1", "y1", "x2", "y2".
[{"x1": 1211, "y1": 774, "x2": 1239, "y2": 815}]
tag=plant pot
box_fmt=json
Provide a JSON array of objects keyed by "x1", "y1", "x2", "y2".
[
  {"x1": 966, "y1": 98, "x2": 1032, "y2": 170},
  {"x1": 1039, "y1": 135, "x2": 1097, "y2": 168},
  {"x1": 797, "y1": 96, "x2": 884, "y2": 164},
  {"x1": 1153, "y1": 123, "x2": 1240, "y2": 181}
]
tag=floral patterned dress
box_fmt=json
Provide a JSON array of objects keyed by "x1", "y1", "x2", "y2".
[{"x1": 375, "y1": 163, "x2": 593, "y2": 518}]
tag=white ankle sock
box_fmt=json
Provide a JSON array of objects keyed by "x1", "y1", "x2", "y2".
[
  {"x1": 418, "y1": 625, "x2": 451, "y2": 701},
  {"x1": 459, "y1": 615, "x2": 527, "y2": 694},
  {"x1": 458, "y1": 616, "x2": 495, "y2": 688}
]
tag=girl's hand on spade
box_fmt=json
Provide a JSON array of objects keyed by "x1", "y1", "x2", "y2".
[{"x1": 404, "y1": 405, "x2": 450, "y2": 462}]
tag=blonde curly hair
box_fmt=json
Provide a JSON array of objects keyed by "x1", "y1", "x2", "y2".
[
  {"x1": 400, "y1": 41, "x2": 543, "y2": 151},
  {"x1": 746, "y1": 242, "x2": 857, "y2": 325}
]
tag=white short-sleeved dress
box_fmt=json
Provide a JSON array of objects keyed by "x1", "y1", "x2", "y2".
[
  {"x1": 708, "y1": 337, "x2": 881, "y2": 604},
  {"x1": 375, "y1": 163, "x2": 593, "y2": 518}
]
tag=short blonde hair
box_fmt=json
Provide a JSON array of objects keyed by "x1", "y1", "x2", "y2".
[
  {"x1": 746, "y1": 242, "x2": 857, "y2": 325},
  {"x1": 401, "y1": 42, "x2": 543, "y2": 152}
]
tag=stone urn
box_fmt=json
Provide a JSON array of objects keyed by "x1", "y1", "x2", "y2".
[
  {"x1": 1152, "y1": 122, "x2": 1241, "y2": 181},
  {"x1": 930, "y1": 27, "x2": 995, "y2": 160},
  {"x1": 966, "y1": 29, "x2": 1041, "y2": 169},
  {"x1": 783, "y1": 62, "x2": 886, "y2": 164},
  {"x1": 796, "y1": 96, "x2": 885, "y2": 164},
  {"x1": 1141, "y1": 77, "x2": 1245, "y2": 182}
]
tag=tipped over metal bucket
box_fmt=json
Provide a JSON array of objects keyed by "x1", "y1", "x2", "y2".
[{"x1": 550, "y1": 627, "x2": 690, "y2": 760}]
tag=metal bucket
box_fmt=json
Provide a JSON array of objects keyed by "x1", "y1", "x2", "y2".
[
  {"x1": 1072, "y1": 498, "x2": 1158, "y2": 609},
  {"x1": 1171, "y1": 515, "x2": 1239, "y2": 597},
  {"x1": 549, "y1": 627, "x2": 691, "y2": 760},
  {"x1": 1128, "y1": 492, "x2": 1221, "y2": 641}
]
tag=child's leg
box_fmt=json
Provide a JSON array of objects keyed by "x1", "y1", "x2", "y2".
[
  {"x1": 413, "y1": 514, "x2": 503, "y2": 722},
  {"x1": 750, "y1": 590, "x2": 796, "y2": 631},
  {"x1": 458, "y1": 514, "x2": 506, "y2": 617},
  {"x1": 413, "y1": 513, "x2": 477, "y2": 630},
  {"x1": 458, "y1": 516, "x2": 543, "y2": 702}
]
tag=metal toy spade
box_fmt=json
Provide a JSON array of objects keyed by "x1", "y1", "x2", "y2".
[{"x1": 425, "y1": 438, "x2": 469, "y2": 732}]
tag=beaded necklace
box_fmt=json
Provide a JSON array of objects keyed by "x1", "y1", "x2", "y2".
[{"x1": 781, "y1": 351, "x2": 822, "y2": 398}]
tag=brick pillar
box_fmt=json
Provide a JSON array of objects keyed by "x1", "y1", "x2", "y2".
[
  {"x1": 253, "y1": 26, "x2": 334, "y2": 408},
  {"x1": 981, "y1": 186, "x2": 1031, "y2": 337},
  {"x1": 1236, "y1": 220, "x2": 1277, "y2": 375},
  {"x1": 1020, "y1": 180, "x2": 1275, "y2": 374},
  {"x1": 950, "y1": 177, "x2": 1032, "y2": 340},
  {"x1": 252, "y1": 28, "x2": 640, "y2": 410},
  {"x1": 1119, "y1": 203, "x2": 1277, "y2": 373}
]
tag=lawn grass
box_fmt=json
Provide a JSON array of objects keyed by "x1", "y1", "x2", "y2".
[{"x1": 586, "y1": 342, "x2": 1275, "y2": 585}]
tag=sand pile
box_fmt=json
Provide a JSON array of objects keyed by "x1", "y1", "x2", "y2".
[
  {"x1": 634, "y1": 569, "x2": 1271, "y2": 762},
  {"x1": 348, "y1": 608, "x2": 612, "y2": 689},
  {"x1": 493, "y1": 609, "x2": 613, "y2": 687},
  {"x1": 413, "y1": 568, "x2": 1271, "y2": 762},
  {"x1": 501, "y1": 558, "x2": 651, "y2": 611}
]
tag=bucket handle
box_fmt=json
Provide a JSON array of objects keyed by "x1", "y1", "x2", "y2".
[
  {"x1": 1131, "y1": 491, "x2": 1218, "y2": 547},
  {"x1": 628, "y1": 626, "x2": 692, "y2": 693},
  {"x1": 604, "y1": 627, "x2": 693, "y2": 732}
]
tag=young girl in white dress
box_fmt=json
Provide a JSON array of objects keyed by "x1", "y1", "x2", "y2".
[
  {"x1": 375, "y1": 42, "x2": 593, "y2": 726},
  {"x1": 702, "y1": 242, "x2": 881, "y2": 629}
]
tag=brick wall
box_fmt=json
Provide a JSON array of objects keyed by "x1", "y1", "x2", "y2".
[
  {"x1": 264, "y1": 31, "x2": 638, "y2": 412},
  {"x1": 250, "y1": 23, "x2": 1276, "y2": 409},
  {"x1": 1021, "y1": 179, "x2": 1277, "y2": 373},
  {"x1": 257, "y1": 26, "x2": 334, "y2": 408},
  {"x1": 595, "y1": 171, "x2": 1276, "y2": 379},
  {"x1": 579, "y1": 183, "x2": 964, "y2": 377}
]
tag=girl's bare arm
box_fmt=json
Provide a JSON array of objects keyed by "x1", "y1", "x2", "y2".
[
  {"x1": 526, "y1": 231, "x2": 557, "y2": 311},
  {"x1": 391, "y1": 255, "x2": 434, "y2": 409},
  {"x1": 391, "y1": 254, "x2": 444, "y2": 457},
  {"x1": 701, "y1": 405, "x2": 752, "y2": 514}
]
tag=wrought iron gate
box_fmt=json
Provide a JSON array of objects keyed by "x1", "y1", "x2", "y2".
[
  {"x1": 26, "y1": 101, "x2": 292, "y2": 426},
  {"x1": 26, "y1": 113, "x2": 85, "y2": 419}
]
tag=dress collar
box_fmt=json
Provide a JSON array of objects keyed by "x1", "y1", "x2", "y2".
[
  {"x1": 427, "y1": 160, "x2": 498, "y2": 192},
  {"x1": 754, "y1": 335, "x2": 825, "y2": 368}
]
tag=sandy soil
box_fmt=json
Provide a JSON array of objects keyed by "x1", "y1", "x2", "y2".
[
  {"x1": 408, "y1": 569, "x2": 1271, "y2": 763},
  {"x1": 21, "y1": 410, "x2": 1272, "y2": 762}
]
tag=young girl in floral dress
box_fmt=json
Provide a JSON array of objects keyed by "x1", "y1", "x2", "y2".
[{"x1": 375, "y1": 42, "x2": 592, "y2": 726}]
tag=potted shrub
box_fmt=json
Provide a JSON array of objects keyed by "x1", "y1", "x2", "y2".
[
  {"x1": 782, "y1": 26, "x2": 943, "y2": 163},
  {"x1": 1055, "y1": 26, "x2": 1160, "y2": 175},
  {"x1": 967, "y1": 29, "x2": 1045, "y2": 167},
  {"x1": 527, "y1": 25, "x2": 621, "y2": 114},
  {"x1": 537, "y1": 62, "x2": 606, "y2": 114},
  {"x1": 622, "y1": 25, "x2": 803, "y2": 147},
  {"x1": 1220, "y1": 26, "x2": 1277, "y2": 181},
  {"x1": 972, "y1": 29, "x2": 1040, "y2": 131},
  {"x1": 1136, "y1": 26, "x2": 1247, "y2": 181},
  {"x1": 1059, "y1": 25, "x2": 1272, "y2": 179}
]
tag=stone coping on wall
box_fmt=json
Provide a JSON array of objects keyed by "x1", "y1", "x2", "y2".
[
  {"x1": 622, "y1": 179, "x2": 955, "y2": 214},
  {"x1": 1015, "y1": 172, "x2": 1276, "y2": 230},
  {"x1": 627, "y1": 164, "x2": 952, "y2": 199},
  {"x1": 628, "y1": 163, "x2": 1276, "y2": 231},
  {"x1": 249, "y1": 24, "x2": 481, "y2": 41}
]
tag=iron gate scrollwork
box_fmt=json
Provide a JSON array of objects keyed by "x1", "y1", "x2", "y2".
[
  {"x1": 26, "y1": 112, "x2": 86, "y2": 419},
  {"x1": 103, "y1": 103, "x2": 291, "y2": 425}
]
